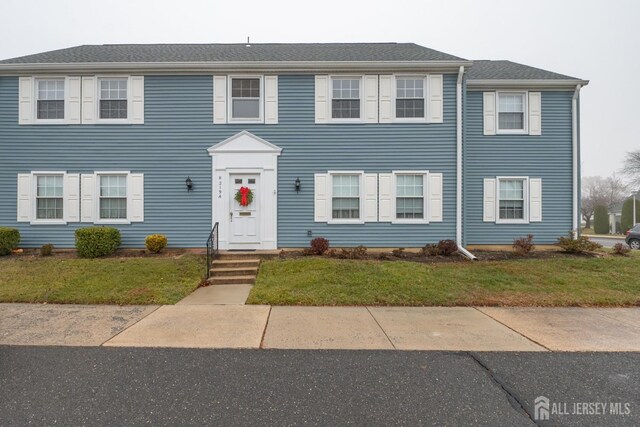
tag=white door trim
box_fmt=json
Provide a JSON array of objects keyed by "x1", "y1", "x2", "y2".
[{"x1": 208, "y1": 131, "x2": 281, "y2": 250}]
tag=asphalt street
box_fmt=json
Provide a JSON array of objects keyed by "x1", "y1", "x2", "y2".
[
  {"x1": 1, "y1": 347, "x2": 638, "y2": 426},
  {"x1": 589, "y1": 237, "x2": 628, "y2": 249}
]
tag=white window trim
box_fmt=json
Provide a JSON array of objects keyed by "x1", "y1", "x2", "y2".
[
  {"x1": 496, "y1": 91, "x2": 528, "y2": 135},
  {"x1": 392, "y1": 75, "x2": 429, "y2": 123},
  {"x1": 94, "y1": 171, "x2": 131, "y2": 225},
  {"x1": 96, "y1": 76, "x2": 131, "y2": 124},
  {"x1": 328, "y1": 75, "x2": 364, "y2": 123},
  {"x1": 495, "y1": 176, "x2": 529, "y2": 224},
  {"x1": 30, "y1": 171, "x2": 67, "y2": 225},
  {"x1": 390, "y1": 170, "x2": 429, "y2": 224},
  {"x1": 33, "y1": 77, "x2": 67, "y2": 124},
  {"x1": 227, "y1": 75, "x2": 264, "y2": 124},
  {"x1": 327, "y1": 170, "x2": 365, "y2": 224}
]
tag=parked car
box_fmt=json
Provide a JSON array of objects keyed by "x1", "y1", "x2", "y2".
[{"x1": 626, "y1": 224, "x2": 640, "y2": 249}]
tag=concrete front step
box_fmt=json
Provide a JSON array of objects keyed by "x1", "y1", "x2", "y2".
[
  {"x1": 212, "y1": 259, "x2": 261, "y2": 268},
  {"x1": 210, "y1": 266, "x2": 259, "y2": 277},
  {"x1": 208, "y1": 275, "x2": 256, "y2": 285}
]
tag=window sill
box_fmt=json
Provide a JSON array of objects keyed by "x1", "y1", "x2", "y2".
[
  {"x1": 327, "y1": 219, "x2": 365, "y2": 225},
  {"x1": 227, "y1": 118, "x2": 264, "y2": 124},
  {"x1": 95, "y1": 219, "x2": 131, "y2": 225},
  {"x1": 327, "y1": 118, "x2": 365, "y2": 124},
  {"x1": 391, "y1": 219, "x2": 429, "y2": 225},
  {"x1": 30, "y1": 220, "x2": 67, "y2": 225},
  {"x1": 496, "y1": 219, "x2": 529, "y2": 225},
  {"x1": 392, "y1": 118, "x2": 429, "y2": 124},
  {"x1": 496, "y1": 129, "x2": 528, "y2": 135},
  {"x1": 96, "y1": 119, "x2": 131, "y2": 125},
  {"x1": 32, "y1": 120, "x2": 70, "y2": 125}
]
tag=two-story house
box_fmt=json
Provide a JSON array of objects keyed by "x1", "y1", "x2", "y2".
[{"x1": 0, "y1": 43, "x2": 587, "y2": 253}]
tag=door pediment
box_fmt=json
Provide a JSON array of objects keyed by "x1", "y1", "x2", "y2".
[{"x1": 208, "y1": 131, "x2": 282, "y2": 155}]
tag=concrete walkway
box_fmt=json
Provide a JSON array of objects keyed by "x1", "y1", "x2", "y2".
[{"x1": 2, "y1": 303, "x2": 640, "y2": 351}]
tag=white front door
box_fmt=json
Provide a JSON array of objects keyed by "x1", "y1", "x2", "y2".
[{"x1": 229, "y1": 174, "x2": 260, "y2": 245}]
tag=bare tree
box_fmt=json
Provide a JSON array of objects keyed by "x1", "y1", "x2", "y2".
[
  {"x1": 581, "y1": 175, "x2": 628, "y2": 229},
  {"x1": 622, "y1": 150, "x2": 640, "y2": 187}
]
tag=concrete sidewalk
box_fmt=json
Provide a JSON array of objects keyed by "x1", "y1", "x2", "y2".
[{"x1": 2, "y1": 303, "x2": 640, "y2": 351}]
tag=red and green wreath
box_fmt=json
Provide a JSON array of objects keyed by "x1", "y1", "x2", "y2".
[{"x1": 234, "y1": 187, "x2": 254, "y2": 207}]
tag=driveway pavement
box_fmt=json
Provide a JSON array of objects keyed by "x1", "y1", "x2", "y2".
[
  {"x1": 2, "y1": 303, "x2": 640, "y2": 351},
  {"x1": 584, "y1": 234, "x2": 627, "y2": 248}
]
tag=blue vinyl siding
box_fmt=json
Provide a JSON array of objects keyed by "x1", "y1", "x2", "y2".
[
  {"x1": 0, "y1": 74, "x2": 458, "y2": 248},
  {"x1": 463, "y1": 90, "x2": 575, "y2": 244}
]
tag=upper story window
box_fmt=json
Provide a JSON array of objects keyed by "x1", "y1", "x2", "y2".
[
  {"x1": 99, "y1": 78, "x2": 128, "y2": 120},
  {"x1": 331, "y1": 174, "x2": 360, "y2": 220},
  {"x1": 396, "y1": 77, "x2": 425, "y2": 119},
  {"x1": 331, "y1": 78, "x2": 361, "y2": 119},
  {"x1": 497, "y1": 92, "x2": 526, "y2": 132},
  {"x1": 99, "y1": 175, "x2": 127, "y2": 220},
  {"x1": 36, "y1": 175, "x2": 64, "y2": 220},
  {"x1": 498, "y1": 178, "x2": 526, "y2": 221},
  {"x1": 230, "y1": 77, "x2": 262, "y2": 121},
  {"x1": 36, "y1": 79, "x2": 65, "y2": 120}
]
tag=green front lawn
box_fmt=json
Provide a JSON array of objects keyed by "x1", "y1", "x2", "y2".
[
  {"x1": 0, "y1": 254, "x2": 204, "y2": 305},
  {"x1": 247, "y1": 253, "x2": 640, "y2": 307}
]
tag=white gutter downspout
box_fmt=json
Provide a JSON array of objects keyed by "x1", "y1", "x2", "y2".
[
  {"x1": 572, "y1": 84, "x2": 582, "y2": 237},
  {"x1": 456, "y1": 65, "x2": 477, "y2": 260}
]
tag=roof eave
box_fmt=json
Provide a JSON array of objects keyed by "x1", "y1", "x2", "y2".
[
  {"x1": 467, "y1": 78, "x2": 589, "y2": 89},
  {"x1": 0, "y1": 60, "x2": 473, "y2": 75}
]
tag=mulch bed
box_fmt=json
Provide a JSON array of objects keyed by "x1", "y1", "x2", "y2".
[{"x1": 8, "y1": 248, "x2": 202, "y2": 260}]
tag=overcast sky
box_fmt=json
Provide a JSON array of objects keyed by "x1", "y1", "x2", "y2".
[{"x1": 1, "y1": 0, "x2": 637, "y2": 180}]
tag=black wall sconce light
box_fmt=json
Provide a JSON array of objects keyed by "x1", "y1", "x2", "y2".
[
  {"x1": 295, "y1": 177, "x2": 301, "y2": 193},
  {"x1": 185, "y1": 177, "x2": 193, "y2": 192}
]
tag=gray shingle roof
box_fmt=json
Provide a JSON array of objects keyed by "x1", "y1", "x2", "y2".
[
  {"x1": 0, "y1": 43, "x2": 466, "y2": 64},
  {"x1": 467, "y1": 60, "x2": 581, "y2": 81}
]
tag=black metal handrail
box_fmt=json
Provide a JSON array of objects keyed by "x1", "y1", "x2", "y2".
[{"x1": 206, "y1": 222, "x2": 219, "y2": 278}]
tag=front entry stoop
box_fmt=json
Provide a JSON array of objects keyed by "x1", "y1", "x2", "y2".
[{"x1": 206, "y1": 252, "x2": 269, "y2": 286}]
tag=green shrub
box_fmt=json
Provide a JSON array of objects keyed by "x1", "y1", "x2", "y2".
[
  {"x1": 75, "y1": 227, "x2": 121, "y2": 258},
  {"x1": 620, "y1": 198, "x2": 640, "y2": 233},
  {"x1": 40, "y1": 243, "x2": 54, "y2": 257},
  {"x1": 145, "y1": 234, "x2": 168, "y2": 254},
  {"x1": 593, "y1": 205, "x2": 609, "y2": 234},
  {"x1": 557, "y1": 232, "x2": 602, "y2": 254},
  {"x1": 0, "y1": 227, "x2": 20, "y2": 256}
]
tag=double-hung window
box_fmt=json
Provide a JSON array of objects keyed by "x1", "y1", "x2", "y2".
[
  {"x1": 99, "y1": 175, "x2": 127, "y2": 220},
  {"x1": 497, "y1": 92, "x2": 526, "y2": 132},
  {"x1": 35, "y1": 175, "x2": 64, "y2": 220},
  {"x1": 498, "y1": 178, "x2": 526, "y2": 221},
  {"x1": 331, "y1": 78, "x2": 361, "y2": 119},
  {"x1": 230, "y1": 77, "x2": 262, "y2": 121},
  {"x1": 396, "y1": 77, "x2": 425, "y2": 119},
  {"x1": 36, "y1": 79, "x2": 65, "y2": 120},
  {"x1": 99, "y1": 78, "x2": 128, "y2": 120},
  {"x1": 332, "y1": 174, "x2": 360, "y2": 220},
  {"x1": 396, "y1": 174, "x2": 425, "y2": 219}
]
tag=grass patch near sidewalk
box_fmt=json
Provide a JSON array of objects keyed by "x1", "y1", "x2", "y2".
[
  {"x1": 0, "y1": 254, "x2": 204, "y2": 305},
  {"x1": 247, "y1": 252, "x2": 640, "y2": 307}
]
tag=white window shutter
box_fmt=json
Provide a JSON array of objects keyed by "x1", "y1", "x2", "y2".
[
  {"x1": 213, "y1": 76, "x2": 227, "y2": 124},
  {"x1": 81, "y1": 76, "x2": 96, "y2": 124},
  {"x1": 130, "y1": 76, "x2": 144, "y2": 124},
  {"x1": 314, "y1": 75, "x2": 329, "y2": 124},
  {"x1": 18, "y1": 77, "x2": 34, "y2": 125},
  {"x1": 529, "y1": 92, "x2": 542, "y2": 135},
  {"x1": 483, "y1": 178, "x2": 497, "y2": 222},
  {"x1": 483, "y1": 92, "x2": 496, "y2": 135},
  {"x1": 80, "y1": 174, "x2": 96, "y2": 222},
  {"x1": 529, "y1": 178, "x2": 542, "y2": 222},
  {"x1": 364, "y1": 173, "x2": 378, "y2": 222},
  {"x1": 129, "y1": 173, "x2": 144, "y2": 222},
  {"x1": 378, "y1": 173, "x2": 393, "y2": 221},
  {"x1": 66, "y1": 77, "x2": 81, "y2": 124},
  {"x1": 17, "y1": 174, "x2": 32, "y2": 222},
  {"x1": 427, "y1": 74, "x2": 443, "y2": 123},
  {"x1": 314, "y1": 173, "x2": 329, "y2": 222},
  {"x1": 427, "y1": 173, "x2": 443, "y2": 222},
  {"x1": 64, "y1": 173, "x2": 80, "y2": 222},
  {"x1": 264, "y1": 75, "x2": 278, "y2": 124},
  {"x1": 379, "y1": 75, "x2": 393, "y2": 123},
  {"x1": 363, "y1": 75, "x2": 379, "y2": 123}
]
